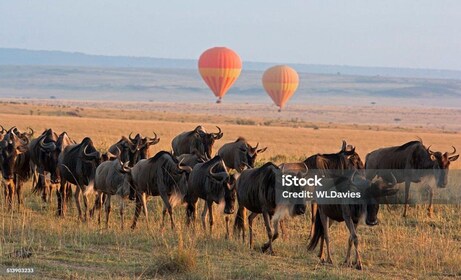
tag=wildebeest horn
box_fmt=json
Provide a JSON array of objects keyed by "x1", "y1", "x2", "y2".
[
  {"x1": 0, "y1": 125, "x2": 5, "y2": 133},
  {"x1": 253, "y1": 142, "x2": 259, "y2": 150},
  {"x1": 426, "y1": 145, "x2": 435, "y2": 155},
  {"x1": 448, "y1": 146, "x2": 457, "y2": 156},
  {"x1": 209, "y1": 161, "x2": 228, "y2": 181},
  {"x1": 341, "y1": 140, "x2": 347, "y2": 151},
  {"x1": 121, "y1": 161, "x2": 131, "y2": 173},
  {"x1": 128, "y1": 132, "x2": 136, "y2": 143},
  {"x1": 388, "y1": 172, "x2": 397, "y2": 186},
  {"x1": 39, "y1": 137, "x2": 56, "y2": 152},
  {"x1": 106, "y1": 146, "x2": 120, "y2": 160},
  {"x1": 300, "y1": 163, "x2": 309, "y2": 177},
  {"x1": 177, "y1": 158, "x2": 193, "y2": 172},
  {"x1": 83, "y1": 145, "x2": 100, "y2": 160},
  {"x1": 213, "y1": 126, "x2": 223, "y2": 139},
  {"x1": 26, "y1": 127, "x2": 34, "y2": 138},
  {"x1": 148, "y1": 132, "x2": 160, "y2": 144},
  {"x1": 350, "y1": 170, "x2": 369, "y2": 188}
]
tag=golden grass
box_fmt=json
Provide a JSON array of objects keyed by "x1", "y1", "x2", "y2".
[{"x1": 0, "y1": 103, "x2": 460, "y2": 279}]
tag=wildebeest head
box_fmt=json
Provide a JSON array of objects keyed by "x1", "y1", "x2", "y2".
[
  {"x1": 245, "y1": 142, "x2": 268, "y2": 168},
  {"x1": 350, "y1": 171, "x2": 398, "y2": 226},
  {"x1": 0, "y1": 128, "x2": 29, "y2": 180},
  {"x1": 207, "y1": 157, "x2": 236, "y2": 214},
  {"x1": 340, "y1": 140, "x2": 364, "y2": 170},
  {"x1": 426, "y1": 146, "x2": 459, "y2": 188},
  {"x1": 117, "y1": 160, "x2": 135, "y2": 198},
  {"x1": 196, "y1": 126, "x2": 223, "y2": 159},
  {"x1": 79, "y1": 137, "x2": 102, "y2": 186},
  {"x1": 38, "y1": 129, "x2": 61, "y2": 183},
  {"x1": 129, "y1": 132, "x2": 160, "y2": 161}
]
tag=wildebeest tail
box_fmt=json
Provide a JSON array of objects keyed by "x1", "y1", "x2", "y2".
[
  {"x1": 233, "y1": 206, "x2": 246, "y2": 237},
  {"x1": 307, "y1": 208, "x2": 323, "y2": 251}
]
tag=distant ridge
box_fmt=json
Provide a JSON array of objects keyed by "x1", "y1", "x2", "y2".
[{"x1": 1, "y1": 48, "x2": 461, "y2": 80}]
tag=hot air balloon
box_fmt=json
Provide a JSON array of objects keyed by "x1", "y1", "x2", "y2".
[
  {"x1": 198, "y1": 47, "x2": 242, "y2": 103},
  {"x1": 262, "y1": 65, "x2": 299, "y2": 112}
]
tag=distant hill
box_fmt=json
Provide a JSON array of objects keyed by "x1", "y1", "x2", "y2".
[{"x1": 1, "y1": 48, "x2": 461, "y2": 80}]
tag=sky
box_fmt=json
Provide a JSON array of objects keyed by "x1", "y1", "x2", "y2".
[{"x1": 1, "y1": 0, "x2": 460, "y2": 70}]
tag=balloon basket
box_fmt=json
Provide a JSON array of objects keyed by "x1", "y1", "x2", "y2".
[{"x1": 216, "y1": 98, "x2": 222, "y2": 104}]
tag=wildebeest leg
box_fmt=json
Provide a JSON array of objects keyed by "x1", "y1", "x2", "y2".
[
  {"x1": 207, "y1": 201, "x2": 214, "y2": 236},
  {"x1": 310, "y1": 202, "x2": 318, "y2": 239},
  {"x1": 225, "y1": 216, "x2": 230, "y2": 239},
  {"x1": 119, "y1": 197, "x2": 125, "y2": 230},
  {"x1": 344, "y1": 219, "x2": 360, "y2": 269},
  {"x1": 16, "y1": 177, "x2": 23, "y2": 211},
  {"x1": 131, "y1": 194, "x2": 143, "y2": 229},
  {"x1": 56, "y1": 180, "x2": 67, "y2": 216},
  {"x1": 96, "y1": 192, "x2": 103, "y2": 225},
  {"x1": 261, "y1": 211, "x2": 274, "y2": 255},
  {"x1": 74, "y1": 187, "x2": 83, "y2": 220},
  {"x1": 262, "y1": 215, "x2": 281, "y2": 252},
  {"x1": 319, "y1": 210, "x2": 333, "y2": 264},
  {"x1": 7, "y1": 179, "x2": 15, "y2": 211},
  {"x1": 427, "y1": 185, "x2": 433, "y2": 218},
  {"x1": 90, "y1": 192, "x2": 101, "y2": 218},
  {"x1": 161, "y1": 205, "x2": 167, "y2": 229},
  {"x1": 66, "y1": 183, "x2": 73, "y2": 203},
  {"x1": 403, "y1": 181, "x2": 411, "y2": 217},
  {"x1": 201, "y1": 202, "x2": 208, "y2": 231},
  {"x1": 104, "y1": 195, "x2": 111, "y2": 229},
  {"x1": 82, "y1": 191, "x2": 90, "y2": 222},
  {"x1": 160, "y1": 194, "x2": 174, "y2": 229},
  {"x1": 248, "y1": 212, "x2": 258, "y2": 249},
  {"x1": 141, "y1": 193, "x2": 149, "y2": 229}
]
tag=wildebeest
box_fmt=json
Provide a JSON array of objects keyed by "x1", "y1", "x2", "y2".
[
  {"x1": 218, "y1": 137, "x2": 267, "y2": 172},
  {"x1": 29, "y1": 129, "x2": 75, "y2": 202},
  {"x1": 307, "y1": 171, "x2": 398, "y2": 270},
  {"x1": 108, "y1": 132, "x2": 160, "y2": 167},
  {"x1": 185, "y1": 155, "x2": 236, "y2": 237},
  {"x1": 57, "y1": 137, "x2": 101, "y2": 219},
  {"x1": 280, "y1": 141, "x2": 364, "y2": 238},
  {"x1": 233, "y1": 162, "x2": 306, "y2": 254},
  {"x1": 171, "y1": 126, "x2": 223, "y2": 159},
  {"x1": 130, "y1": 151, "x2": 192, "y2": 230},
  {"x1": 365, "y1": 140, "x2": 459, "y2": 217},
  {"x1": 0, "y1": 127, "x2": 33, "y2": 210},
  {"x1": 93, "y1": 159, "x2": 133, "y2": 229}
]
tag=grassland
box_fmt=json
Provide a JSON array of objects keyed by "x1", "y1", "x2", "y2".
[{"x1": 0, "y1": 102, "x2": 460, "y2": 279}]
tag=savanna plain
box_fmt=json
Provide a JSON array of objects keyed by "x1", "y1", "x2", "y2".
[{"x1": 0, "y1": 101, "x2": 460, "y2": 279}]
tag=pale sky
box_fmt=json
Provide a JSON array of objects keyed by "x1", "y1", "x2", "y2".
[{"x1": 1, "y1": 0, "x2": 460, "y2": 70}]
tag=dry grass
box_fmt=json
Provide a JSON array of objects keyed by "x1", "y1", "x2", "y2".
[{"x1": 0, "y1": 103, "x2": 460, "y2": 279}]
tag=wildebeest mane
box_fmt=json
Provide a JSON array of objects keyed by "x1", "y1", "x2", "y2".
[{"x1": 396, "y1": 140, "x2": 423, "y2": 151}]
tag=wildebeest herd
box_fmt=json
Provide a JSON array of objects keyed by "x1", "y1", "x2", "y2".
[{"x1": 0, "y1": 125, "x2": 458, "y2": 270}]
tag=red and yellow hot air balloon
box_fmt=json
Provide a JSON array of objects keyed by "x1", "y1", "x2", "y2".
[
  {"x1": 262, "y1": 65, "x2": 299, "y2": 112},
  {"x1": 198, "y1": 47, "x2": 242, "y2": 103}
]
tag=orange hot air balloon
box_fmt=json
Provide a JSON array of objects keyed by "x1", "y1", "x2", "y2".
[
  {"x1": 198, "y1": 47, "x2": 242, "y2": 103},
  {"x1": 262, "y1": 65, "x2": 299, "y2": 112}
]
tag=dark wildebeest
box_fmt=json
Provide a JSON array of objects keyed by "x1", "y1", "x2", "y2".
[
  {"x1": 171, "y1": 126, "x2": 223, "y2": 159},
  {"x1": 29, "y1": 129, "x2": 76, "y2": 202},
  {"x1": 0, "y1": 127, "x2": 32, "y2": 210},
  {"x1": 130, "y1": 151, "x2": 192, "y2": 230},
  {"x1": 280, "y1": 141, "x2": 364, "y2": 238},
  {"x1": 365, "y1": 140, "x2": 459, "y2": 217},
  {"x1": 307, "y1": 171, "x2": 398, "y2": 270},
  {"x1": 108, "y1": 132, "x2": 160, "y2": 167},
  {"x1": 233, "y1": 162, "x2": 306, "y2": 254},
  {"x1": 93, "y1": 159, "x2": 133, "y2": 229},
  {"x1": 57, "y1": 137, "x2": 101, "y2": 219},
  {"x1": 218, "y1": 137, "x2": 267, "y2": 172},
  {"x1": 185, "y1": 155, "x2": 236, "y2": 237}
]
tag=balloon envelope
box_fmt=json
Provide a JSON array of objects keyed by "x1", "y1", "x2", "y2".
[
  {"x1": 198, "y1": 47, "x2": 242, "y2": 102},
  {"x1": 262, "y1": 65, "x2": 299, "y2": 111}
]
